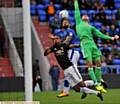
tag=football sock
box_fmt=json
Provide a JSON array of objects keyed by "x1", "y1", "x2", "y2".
[
  {"x1": 80, "y1": 87, "x2": 98, "y2": 95},
  {"x1": 84, "y1": 80, "x2": 94, "y2": 87},
  {"x1": 95, "y1": 67, "x2": 102, "y2": 83},
  {"x1": 88, "y1": 68, "x2": 97, "y2": 84},
  {"x1": 63, "y1": 80, "x2": 70, "y2": 93}
]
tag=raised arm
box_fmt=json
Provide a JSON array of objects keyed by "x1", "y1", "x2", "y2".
[
  {"x1": 74, "y1": 0, "x2": 82, "y2": 25},
  {"x1": 93, "y1": 27, "x2": 119, "y2": 40}
]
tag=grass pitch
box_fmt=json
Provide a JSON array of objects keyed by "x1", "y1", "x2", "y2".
[{"x1": 0, "y1": 89, "x2": 120, "y2": 104}]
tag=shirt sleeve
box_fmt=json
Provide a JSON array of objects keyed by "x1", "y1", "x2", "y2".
[
  {"x1": 50, "y1": 46, "x2": 55, "y2": 52},
  {"x1": 92, "y1": 26, "x2": 112, "y2": 40},
  {"x1": 74, "y1": 0, "x2": 82, "y2": 25}
]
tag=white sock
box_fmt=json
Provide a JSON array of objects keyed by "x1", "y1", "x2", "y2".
[
  {"x1": 63, "y1": 86, "x2": 70, "y2": 93},
  {"x1": 80, "y1": 87, "x2": 98, "y2": 95},
  {"x1": 84, "y1": 80, "x2": 94, "y2": 87}
]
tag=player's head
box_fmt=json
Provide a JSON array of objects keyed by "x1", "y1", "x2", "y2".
[
  {"x1": 61, "y1": 18, "x2": 70, "y2": 29},
  {"x1": 53, "y1": 35, "x2": 61, "y2": 44},
  {"x1": 82, "y1": 15, "x2": 89, "y2": 22}
]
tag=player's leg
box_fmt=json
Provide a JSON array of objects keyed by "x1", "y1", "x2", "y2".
[
  {"x1": 68, "y1": 66, "x2": 103, "y2": 101},
  {"x1": 81, "y1": 43, "x2": 98, "y2": 85},
  {"x1": 58, "y1": 50, "x2": 80, "y2": 97},
  {"x1": 93, "y1": 48, "x2": 107, "y2": 93}
]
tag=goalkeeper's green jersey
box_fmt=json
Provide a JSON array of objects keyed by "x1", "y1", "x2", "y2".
[{"x1": 74, "y1": 0, "x2": 112, "y2": 43}]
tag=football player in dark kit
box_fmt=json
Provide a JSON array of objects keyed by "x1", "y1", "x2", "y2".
[{"x1": 44, "y1": 35, "x2": 103, "y2": 101}]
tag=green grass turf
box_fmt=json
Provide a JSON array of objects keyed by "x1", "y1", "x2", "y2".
[{"x1": 0, "y1": 89, "x2": 120, "y2": 104}]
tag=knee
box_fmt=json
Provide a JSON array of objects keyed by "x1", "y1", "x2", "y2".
[
  {"x1": 73, "y1": 85, "x2": 80, "y2": 92},
  {"x1": 96, "y1": 62, "x2": 102, "y2": 67},
  {"x1": 86, "y1": 61, "x2": 93, "y2": 68}
]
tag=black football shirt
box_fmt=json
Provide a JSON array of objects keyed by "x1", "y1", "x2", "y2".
[{"x1": 50, "y1": 43, "x2": 73, "y2": 69}]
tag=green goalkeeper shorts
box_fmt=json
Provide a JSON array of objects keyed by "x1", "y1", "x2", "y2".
[{"x1": 81, "y1": 41, "x2": 101, "y2": 61}]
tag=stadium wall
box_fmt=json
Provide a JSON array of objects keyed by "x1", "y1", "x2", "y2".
[
  {"x1": 0, "y1": 8, "x2": 24, "y2": 76},
  {"x1": 31, "y1": 22, "x2": 52, "y2": 91},
  {"x1": 0, "y1": 8, "x2": 23, "y2": 38}
]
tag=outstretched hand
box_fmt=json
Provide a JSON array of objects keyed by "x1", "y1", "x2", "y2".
[{"x1": 111, "y1": 35, "x2": 119, "y2": 40}]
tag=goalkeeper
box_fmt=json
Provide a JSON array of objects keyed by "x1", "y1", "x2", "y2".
[{"x1": 74, "y1": 0, "x2": 119, "y2": 93}]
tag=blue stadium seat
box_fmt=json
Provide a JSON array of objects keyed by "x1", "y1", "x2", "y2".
[
  {"x1": 100, "y1": 0, "x2": 106, "y2": 4},
  {"x1": 39, "y1": 15, "x2": 47, "y2": 22},
  {"x1": 114, "y1": 0, "x2": 120, "y2": 3},
  {"x1": 112, "y1": 9, "x2": 118, "y2": 15},
  {"x1": 115, "y1": 3, "x2": 120, "y2": 9},
  {"x1": 54, "y1": 4, "x2": 61, "y2": 10},
  {"x1": 107, "y1": 15, "x2": 112, "y2": 20},
  {"x1": 88, "y1": 10, "x2": 96, "y2": 15},
  {"x1": 112, "y1": 59, "x2": 120, "y2": 65},
  {"x1": 49, "y1": 16, "x2": 54, "y2": 23},
  {"x1": 30, "y1": 5, "x2": 36, "y2": 16},
  {"x1": 38, "y1": 10, "x2": 46, "y2": 15},
  {"x1": 80, "y1": 10, "x2": 87, "y2": 15},
  {"x1": 118, "y1": 21, "x2": 120, "y2": 27},
  {"x1": 43, "y1": 0, "x2": 50, "y2": 4},
  {"x1": 107, "y1": 46, "x2": 112, "y2": 51},
  {"x1": 56, "y1": 10, "x2": 60, "y2": 16},
  {"x1": 38, "y1": 10, "x2": 47, "y2": 22},
  {"x1": 104, "y1": 10, "x2": 112, "y2": 15},
  {"x1": 37, "y1": 4, "x2": 46, "y2": 10},
  {"x1": 93, "y1": 22, "x2": 102, "y2": 29},
  {"x1": 68, "y1": 16, "x2": 74, "y2": 22},
  {"x1": 69, "y1": 10, "x2": 74, "y2": 16},
  {"x1": 79, "y1": 59, "x2": 85, "y2": 65},
  {"x1": 118, "y1": 47, "x2": 120, "y2": 51}
]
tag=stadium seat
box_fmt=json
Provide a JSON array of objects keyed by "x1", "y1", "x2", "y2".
[
  {"x1": 30, "y1": 5, "x2": 36, "y2": 16},
  {"x1": 112, "y1": 59, "x2": 120, "y2": 65},
  {"x1": 115, "y1": 3, "x2": 120, "y2": 9},
  {"x1": 69, "y1": 10, "x2": 74, "y2": 16},
  {"x1": 114, "y1": 0, "x2": 120, "y2": 3},
  {"x1": 68, "y1": 16, "x2": 74, "y2": 22},
  {"x1": 118, "y1": 21, "x2": 120, "y2": 27},
  {"x1": 104, "y1": 10, "x2": 112, "y2": 15},
  {"x1": 80, "y1": 10, "x2": 87, "y2": 15},
  {"x1": 112, "y1": 9, "x2": 118, "y2": 15},
  {"x1": 88, "y1": 10, "x2": 96, "y2": 15},
  {"x1": 37, "y1": 4, "x2": 46, "y2": 10},
  {"x1": 43, "y1": 0, "x2": 50, "y2": 4},
  {"x1": 38, "y1": 10, "x2": 46, "y2": 15},
  {"x1": 56, "y1": 10, "x2": 60, "y2": 16},
  {"x1": 39, "y1": 15, "x2": 47, "y2": 22},
  {"x1": 107, "y1": 46, "x2": 112, "y2": 51},
  {"x1": 38, "y1": 10, "x2": 47, "y2": 21},
  {"x1": 79, "y1": 59, "x2": 85, "y2": 65},
  {"x1": 93, "y1": 22, "x2": 102, "y2": 29},
  {"x1": 54, "y1": 4, "x2": 61, "y2": 10},
  {"x1": 100, "y1": 0, "x2": 106, "y2": 4}
]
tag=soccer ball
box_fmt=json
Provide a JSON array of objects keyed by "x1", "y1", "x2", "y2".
[{"x1": 59, "y1": 10, "x2": 69, "y2": 18}]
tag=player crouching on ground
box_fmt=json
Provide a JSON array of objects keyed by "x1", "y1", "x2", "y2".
[{"x1": 44, "y1": 35, "x2": 103, "y2": 101}]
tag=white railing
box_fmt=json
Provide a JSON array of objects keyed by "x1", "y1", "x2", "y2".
[
  {"x1": 2, "y1": 14, "x2": 24, "y2": 76},
  {"x1": 78, "y1": 65, "x2": 120, "y2": 74}
]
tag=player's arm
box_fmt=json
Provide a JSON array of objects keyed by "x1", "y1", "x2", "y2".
[
  {"x1": 74, "y1": 0, "x2": 82, "y2": 25},
  {"x1": 69, "y1": 44, "x2": 80, "y2": 49},
  {"x1": 64, "y1": 35, "x2": 72, "y2": 44},
  {"x1": 48, "y1": 33, "x2": 55, "y2": 40},
  {"x1": 44, "y1": 47, "x2": 53, "y2": 56},
  {"x1": 93, "y1": 27, "x2": 119, "y2": 40}
]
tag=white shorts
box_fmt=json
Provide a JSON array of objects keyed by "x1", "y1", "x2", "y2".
[
  {"x1": 68, "y1": 50, "x2": 80, "y2": 66},
  {"x1": 64, "y1": 65, "x2": 83, "y2": 87}
]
